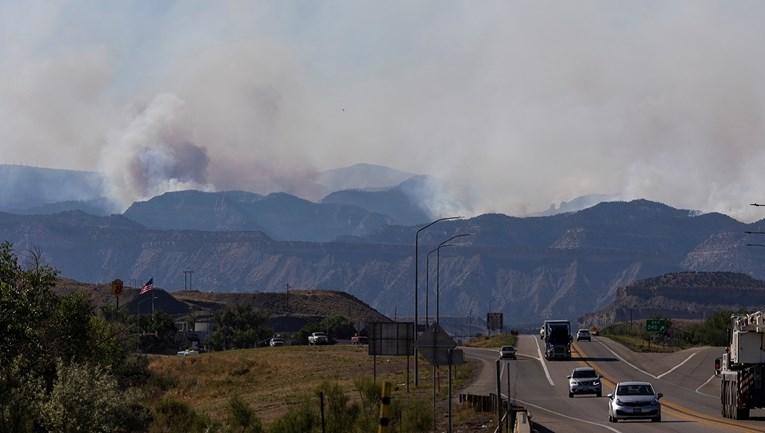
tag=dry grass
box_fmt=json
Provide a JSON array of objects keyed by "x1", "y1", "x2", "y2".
[
  {"x1": 465, "y1": 333, "x2": 517, "y2": 348},
  {"x1": 148, "y1": 344, "x2": 478, "y2": 426}
]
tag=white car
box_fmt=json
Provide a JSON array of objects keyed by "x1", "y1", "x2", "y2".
[
  {"x1": 177, "y1": 349, "x2": 199, "y2": 356},
  {"x1": 499, "y1": 346, "x2": 517, "y2": 359},
  {"x1": 269, "y1": 337, "x2": 286, "y2": 347},
  {"x1": 576, "y1": 329, "x2": 592, "y2": 341},
  {"x1": 608, "y1": 381, "x2": 662, "y2": 423}
]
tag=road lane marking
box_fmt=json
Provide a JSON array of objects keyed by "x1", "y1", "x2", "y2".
[
  {"x1": 656, "y1": 352, "x2": 697, "y2": 378},
  {"x1": 513, "y1": 398, "x2": 624, "y2": 433},
  {"x1": 579, "y1": 343, "x2": 763, "y2": 433},
  {"x1": 695, "y1": 374, "x2": 717, "y2": 398},
  {"x1": 533, "y1": 336, "x2": 555, "y2": 386},
  {"x1": 595, "y1": 339, "x2": 658, "y2": 378}
]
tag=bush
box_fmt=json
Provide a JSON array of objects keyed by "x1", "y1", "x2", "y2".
[
  {"x1": 268, "y1": 399, "x2": 318, "y2": 433},
  {"x1": 151, "y1": 398, "x2": 213, "y2": 433},
  {"x1": 226, "y1": 396, "x2": 264, "y2": 433},
  {"x1": 0, "y1": 357, "x2": 45, "y2": 433},
  {"x1": 41, "y1": 361, "x2": 122, "y2": 433}
]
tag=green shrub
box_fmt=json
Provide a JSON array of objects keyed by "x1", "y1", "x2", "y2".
[
  {"x1": 41, "y1": 361, "x2": 122, "y2": 433},
  {"x1": 226, "y1": 396, "x2": 264, "y2": 433},
  {"x1": 151, "y1": 398, "x2": 213, "y2": 433},
  {"x1": 268, "y1": 399, "x2": 318, "y2": 433}
]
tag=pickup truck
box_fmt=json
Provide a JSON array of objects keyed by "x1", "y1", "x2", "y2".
[{"x1": 308, "y1": 332, "x2": 329, "y2": 345}]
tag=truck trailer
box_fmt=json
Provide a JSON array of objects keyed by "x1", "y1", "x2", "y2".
[
  {"x1": 543, "y1": 320, "x2": 572, "y2": 360},
  {"x1": 720, "y1": 311, "x2": 765, "y2": 419}
]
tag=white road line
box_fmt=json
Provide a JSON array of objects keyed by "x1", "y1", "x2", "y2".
[
  {"x1": 596, "y1": 339, "x2": 702, "y2": 381},
  {"x1": 596, "y1": 340, "x2": 658, "y2": 379},
  {"x1": 534, "y1": 336, "x2": 555, "y2": 386},
  {"x1": 656, "y1": 352, "x2": 698, "y2": 379},
  {"x1": 695, "y1": 374, "x2": 718, "y2": 398},
  {"x1": 514, "y1": 398, "x2": 624, "y2": 433}
]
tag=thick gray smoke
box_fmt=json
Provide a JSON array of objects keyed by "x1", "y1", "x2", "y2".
[
  {"x1": 101, "y1": 94, "x2": 211, "y2": 206},
  {"x1": 3, "y1": 2, "x2": 765, "y2": 219}
]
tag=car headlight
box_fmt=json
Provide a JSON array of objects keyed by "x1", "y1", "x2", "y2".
[
  {"x1": 592, "y1": 381, "x2": 600, "y2": 386},
  {"x1": 615, "y1": 399, "x2": 624, "y2": 406}
]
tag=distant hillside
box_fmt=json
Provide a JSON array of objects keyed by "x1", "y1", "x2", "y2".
[
  {"x1": 53, "y1": 278, "x2": 389, "y2": 325},
  {"x1": 321, "y1": 176, "x2": 431, "y2": 225},
  {"x1": 579, "y1": 272, "x2": 765, "y2": 327},
  {"x1": 174, "y1": 290, "x2": 390, "y2": 324},
  {"x1": 123, "y1": 190, "x2": 393, "y2": 242},
  {"x1": 6, "y1": 199, "x2": 765, "y2": 324},
  {"x1": 0, "y1": 164, "x2": 105, "y2": 211}
]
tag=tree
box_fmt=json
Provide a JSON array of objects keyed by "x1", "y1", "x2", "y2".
[
  {"x1": 209, "y1": 305, "x2": 271, "y2": 350},
  {"x1": 0, "y1": 241, "x2": 57, "y2": 371}
]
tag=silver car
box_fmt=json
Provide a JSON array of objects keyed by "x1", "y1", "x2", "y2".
[
  {"x1": 568, "y1": 367, "x2": 601, "y2": 397},
  {"x1": 608, "y1": 381, "x2": 662, "y2": 423}
]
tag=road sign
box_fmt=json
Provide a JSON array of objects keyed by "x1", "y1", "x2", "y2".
[
  {"x1": 487, "y1": 312, "x2": 503, "y2": 331},
  {"x1": 111, "y1": 279, "x2": 123, "y2": 297},
  {"x1": 417, "y1": 323, "x2": 463, "y2": 365},
  {"x1": 369, "y1": 322, "x2": 415, "y2": 356},
  {"x1": 646, "y1": 319, "x2": 669, "y2": 334}
]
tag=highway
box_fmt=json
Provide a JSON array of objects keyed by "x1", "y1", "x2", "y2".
[{"x1": 463, "y1": 335, "x2": 765, "y2": 433}]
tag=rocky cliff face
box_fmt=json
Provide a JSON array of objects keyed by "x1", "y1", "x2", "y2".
[
  {"x1": 579, "y1": 272, "x2": 765, "y2": 326},
  {"x1": 4, "y1": 199, "x2": 765, "y2": 325}
]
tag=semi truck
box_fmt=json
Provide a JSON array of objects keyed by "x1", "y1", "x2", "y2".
[
  {"x1": 720, "y1": 311, "x2": 765, "y2": 419},
  {"x1": 542, "y1": 320, "x2": 572, "y2": 360}
]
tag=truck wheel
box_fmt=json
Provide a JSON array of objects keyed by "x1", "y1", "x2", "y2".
[
  {"x1": 568, "y1": 392, "x2": 573, "y2": 398},
  {"x1": 596, "y1": 391, "x2": 602, "y2": 397},
  {"x1": 735, "y1": 408, "x2": 749, "y2": 420},
  {"x1": 651, "y1": 416, "x2": 661, "y2": 422}
]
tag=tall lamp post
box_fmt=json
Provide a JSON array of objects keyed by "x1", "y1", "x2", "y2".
[
  {"x1": 414, "y1": 216, "x2": 461, "y2": 387},
  {"x1": 427, "y1": 233, "x2": 472, "y2": 325}
]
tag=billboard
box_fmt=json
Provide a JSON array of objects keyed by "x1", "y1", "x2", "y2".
[
  {"x1": 368, "y1": 322, "x2": 415, "y2": 356},
  {"x1": 486, "y1": 312, "x2": 504, "y2": 331}
]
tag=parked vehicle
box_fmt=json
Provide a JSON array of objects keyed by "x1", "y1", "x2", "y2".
[
  {"x1": 567, "y1": 367, "x2": 601, "y2": 397},
  {"x1": 351, "y1": 334, "x2": 368, "y2": 345},
  {"x1": 576, "y1": 329, "x2": 592, "y2": 341},
  {"x1": 269, "y1": 337, "x2": 286, "y2": 347},
  {"x1": 177, "y1": 349, "x2": 199, "y2": 356},
  {"x1": 608, "y1": 381, "x2": 662, "y2": 423},
  {"x1": 499, "y1": 346, "x2": 517, "y2": 359},
  {"x1": 543, "y1": 320, "x2": 571, "y2": 360},
  {"x1": 308, "y1": 332, "x2": 329, "y2": 345},
  {"x1": 720, "y1": 311, "x2": 765, "y2": 419}
]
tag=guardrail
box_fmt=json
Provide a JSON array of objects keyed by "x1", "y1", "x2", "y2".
[{"x1": 459, "y1": 393, "x2": 528, "y2": 433}]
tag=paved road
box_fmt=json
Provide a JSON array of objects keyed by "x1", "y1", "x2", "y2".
[{"x1": 463, "y1": 335, "x2": 763, "y2": 433}]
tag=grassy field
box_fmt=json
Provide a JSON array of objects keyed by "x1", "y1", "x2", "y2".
[
  {"x1": 148, "y1": 344, "x2": 478, "y2": 426},
  {"x1": 465, "y1": 333, "x2": 517, "y2": 348},
  {"x1": 604, "y1": 334, "x2": 681, "y2": 353}
]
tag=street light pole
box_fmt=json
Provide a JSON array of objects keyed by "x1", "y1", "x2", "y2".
[
  {"x1": 428, "y1": 233, "x2": 472, "y2": 326},
  {"x1": 414, "y1": 216, "x2": 461, "y2": 387}
]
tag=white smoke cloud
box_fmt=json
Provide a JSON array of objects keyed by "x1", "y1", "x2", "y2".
[{"x1": 3, "y1": 2, "x2": 765, "y2": 220}]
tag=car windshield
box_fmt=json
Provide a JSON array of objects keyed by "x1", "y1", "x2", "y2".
[
  {"x1": 501, "y1": 346, "x2": 514, "y2": 351},
  {"x1": 617, "y1": 384, "x2": 654, "y2": 396},
  {"x1": 578, "y1": 330, "x2": 589, "y2": 334},
  {"x1": 572, "y1": 369, "x2": 597, "y2": 378}
]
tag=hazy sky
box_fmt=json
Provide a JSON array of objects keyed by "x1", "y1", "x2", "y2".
[{"x1": 3, "y1": 1, "x2": 765, "y2": 219}]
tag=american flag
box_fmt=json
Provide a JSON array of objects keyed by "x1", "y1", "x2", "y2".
[{"x1": 139, "y1": 278, "x2": 154, "y2": 295}]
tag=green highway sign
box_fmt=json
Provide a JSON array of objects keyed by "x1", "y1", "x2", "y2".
[{"x1": 646, "y1": 319, "x2": 669, "y2": 334}]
